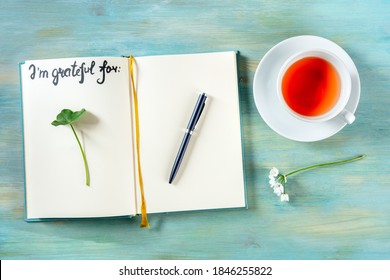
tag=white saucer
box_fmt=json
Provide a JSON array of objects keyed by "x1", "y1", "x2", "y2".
[{"x1": 253, "y1": 35, "x2": 360, "y2": 142}]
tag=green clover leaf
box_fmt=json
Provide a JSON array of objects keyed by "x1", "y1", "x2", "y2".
[
  {"x1": 52, "y1": 108, "x2": 90, "y2": 186},
  {"x1": 51, "y1": 108, "x2": 86, "y2": 126}
]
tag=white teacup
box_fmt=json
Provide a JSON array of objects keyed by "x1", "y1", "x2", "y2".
[{"x1": 277, "y1": 49, "x2": 355, "y2": 124}]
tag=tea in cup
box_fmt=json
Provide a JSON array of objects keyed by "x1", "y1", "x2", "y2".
[{"x1": 277, "y1": 49, "x2": 355, "y2": 124}]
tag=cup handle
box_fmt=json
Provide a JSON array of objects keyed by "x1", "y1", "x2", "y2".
[{"x1": 338, "y1": 109, "x2": 355, "y2": 124}]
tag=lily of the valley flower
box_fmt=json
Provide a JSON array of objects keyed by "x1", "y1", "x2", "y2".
[
  {"x1": 269, "y1": 168, "x2": 288, "y2": 201},
  {"x1": 281, "y1": 194, "x2": 289, "y2": 202},
  {"x1": 269, "y1": 167, "x2": 279, "y2": 178},
  {"x1": 273, "y1": 183, "x2": 284, "y2": 196},
  {"x1": 268, "y1": 154, "x2": 366, "y2": 202}
]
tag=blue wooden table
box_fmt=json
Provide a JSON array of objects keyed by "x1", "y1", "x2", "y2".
[{"x1": 1, "y1": 0, "x2": 389, "y2": 260}]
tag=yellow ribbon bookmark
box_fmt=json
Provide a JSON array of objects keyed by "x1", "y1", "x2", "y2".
[{"x1": 129, "y1": 56, "x2": 150, "y2": 228}]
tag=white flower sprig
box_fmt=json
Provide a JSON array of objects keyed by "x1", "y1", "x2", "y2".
[{"x1": 269, "y1": 154, "x2": 366, "y2": 202}]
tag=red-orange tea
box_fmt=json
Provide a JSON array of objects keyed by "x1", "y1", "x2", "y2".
[{"x1": 281, "y1": 57, "x2": 340, "y2": 117}]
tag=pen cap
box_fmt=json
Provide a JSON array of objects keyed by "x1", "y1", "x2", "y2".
[{"x1": 187, "y1": 93, "x2": 207, "y2": 132}]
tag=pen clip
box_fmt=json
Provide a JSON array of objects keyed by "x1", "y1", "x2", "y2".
[
  {"x1": 193, "y1": 101, "x2": 206, "y2": 129},
  {"x1": 188, "y1": 93, "x2": 207, "y2": 132}
]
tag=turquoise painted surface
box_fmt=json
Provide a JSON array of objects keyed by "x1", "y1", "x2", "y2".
[{"x1": 1, "y1": 0, "x2": 389, "y2": 259}]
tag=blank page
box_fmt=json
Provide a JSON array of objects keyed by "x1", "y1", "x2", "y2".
[{"x1": 134, "y1": 52, "x2": 246, "y2": 213}]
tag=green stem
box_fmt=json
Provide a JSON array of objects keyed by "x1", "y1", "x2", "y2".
[
  {"x1": 70, "y1": 124, "x2": 90, "y2": 186},
  {"x1": 285, "y1": 154, "x2": 366, "y2": 177}
]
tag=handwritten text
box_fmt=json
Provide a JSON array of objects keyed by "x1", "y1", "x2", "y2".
[{"x1": 28, "y1": 60, "x2": 121, "y2": 86}]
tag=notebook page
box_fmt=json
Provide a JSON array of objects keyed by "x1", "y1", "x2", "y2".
[
  {"x1": 134, "y1": 52, "x2": 246, "y2": 213},
  {"x1": 21, "y1": 57, "x2": 137, "y2": 219}
]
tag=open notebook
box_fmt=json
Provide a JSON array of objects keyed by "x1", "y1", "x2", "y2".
[{"x1": 19, "y1": 51, "x2": 247, "y2": 221}]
